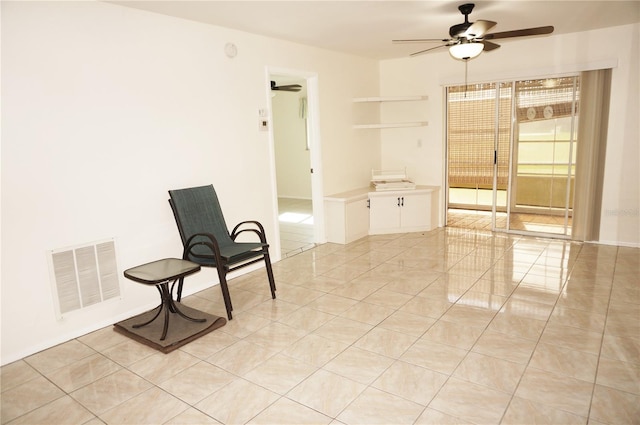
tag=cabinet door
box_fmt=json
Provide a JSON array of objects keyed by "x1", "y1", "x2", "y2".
[
  {"x1": 399, "y1": 192, "x2": 430, "y2": 229},
  {"x1": 345, "y1": 198, "x2": 370, "y2": 243},
  {"x1": 369, "y1": 195, "x2": 401, "y2": 231}
]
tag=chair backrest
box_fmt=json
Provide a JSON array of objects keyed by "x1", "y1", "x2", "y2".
[{"x1": 169, "y1": 185, "x2": 234, "y2": 248}]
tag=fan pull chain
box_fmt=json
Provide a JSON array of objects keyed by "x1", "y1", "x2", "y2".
[{"x1": 464, "y1": 59, "x2": 469, "y2": 98}]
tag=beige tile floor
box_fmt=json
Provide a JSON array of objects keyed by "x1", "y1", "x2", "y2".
[{"x1": 2, "y1": 227, "x2": 639, "y2": 425}]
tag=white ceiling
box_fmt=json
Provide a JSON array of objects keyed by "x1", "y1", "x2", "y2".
[{"x1": 111, "y1": 1, "x2": 640, "y2": 60}]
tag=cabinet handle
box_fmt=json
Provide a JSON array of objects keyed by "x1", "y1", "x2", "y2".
[
  {"x1": 401, "y1": 197, "x2": 404, "y2": 206},
  {"x1": 367, "y1": 199, "x2": 370, "y2": 209},
  {"x1": 397, "y1": 197, "x2": 401, "y2": 207}
]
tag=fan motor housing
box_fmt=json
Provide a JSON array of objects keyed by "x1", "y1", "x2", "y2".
[
  {"x1": 450, "y1": 3, "x2": 475, "y2": 37},
  {"x1": 449, "y1": 22, "x2": 472, "y2": 38}
]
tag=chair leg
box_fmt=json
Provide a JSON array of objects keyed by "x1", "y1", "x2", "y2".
[
  {"x1": 263, "y1": 249, "x2": 277, "y2": 299},
  {"x1": 215, "y1": 267, "x2": 234, "y2": 320}
]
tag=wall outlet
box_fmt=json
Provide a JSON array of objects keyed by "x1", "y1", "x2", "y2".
[{"x1": 259, "y1": 118, "x2": 269, "y2": 131}]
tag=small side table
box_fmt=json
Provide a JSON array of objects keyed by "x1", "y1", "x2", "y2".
[{"x1": 124, "y1": 258, "x2": 206, "y2": 341}]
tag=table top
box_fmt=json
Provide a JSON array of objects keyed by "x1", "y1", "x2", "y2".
[{"x1": 123, "y1": 258, "x2": 201, "y2": 285}]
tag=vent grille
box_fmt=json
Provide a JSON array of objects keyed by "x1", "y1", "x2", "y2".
[{"x1": 49, "y1": 239, "x2": 121, "y2": 318}]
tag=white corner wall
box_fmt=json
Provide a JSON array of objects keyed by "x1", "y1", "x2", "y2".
[
  {"x1": 0, "y1": 1, "x2": 379, "y2": 364},
  {"x1": 379, "y1": 23, "x2": 640, "y2": 246}
]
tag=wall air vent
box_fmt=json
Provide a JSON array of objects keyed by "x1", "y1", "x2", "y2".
[{"x1": 48, "y1": 239, "x2": 121, "y2": 319}]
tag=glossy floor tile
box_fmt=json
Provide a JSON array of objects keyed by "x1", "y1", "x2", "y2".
[{"x1": 2, "y1": 227, "x2": 639, "y2": 424}]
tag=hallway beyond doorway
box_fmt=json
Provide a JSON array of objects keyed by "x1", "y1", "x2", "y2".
[{"x1": 278, "y1": 198, "x2": 315, "y2": 257}]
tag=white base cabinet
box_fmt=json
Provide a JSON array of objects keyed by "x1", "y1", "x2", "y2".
[
  {"x1": 369, "y1": 188, "x2": 438, "y2": 235},
  {"x1": 325, "y1": 186, "x2": 439, "y2": 243},
  {"x1": 324, "y1": 189, "x2": 370, "y2": 244}
]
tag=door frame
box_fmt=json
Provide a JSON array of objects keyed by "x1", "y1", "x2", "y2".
[{"x1": 265, "y1": 66, "x2": 325, "y2": 261}]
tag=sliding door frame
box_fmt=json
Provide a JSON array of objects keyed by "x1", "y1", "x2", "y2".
[{"x1": 447, "y1": 75, "x2": 580, "y2": 239}]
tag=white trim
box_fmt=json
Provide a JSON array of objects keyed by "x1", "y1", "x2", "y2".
[
  {"x1": 265, "y1": 66, "x2": 326, "y2": 258},
  {"x1": 306, "y1": 75, "x2": 327, "y2": 244},
  {"x1": 265, "y1": 70, "x2": 282, "y2": 261},
  {"x1": 597, "y1": 240, "x2": 640, "y2": 249}
]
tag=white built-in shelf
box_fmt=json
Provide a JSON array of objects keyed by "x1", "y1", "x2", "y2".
[
  {"x1": 353, "y1": 95, "x2": 429, "y2": 102},
  {"x1": 353, "y1": 95, "x2": 429, "y2": 129}
]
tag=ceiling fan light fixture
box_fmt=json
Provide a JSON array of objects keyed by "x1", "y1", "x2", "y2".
[{"x1": 449, "y1": 41, "x2": 484, "y2": 60}]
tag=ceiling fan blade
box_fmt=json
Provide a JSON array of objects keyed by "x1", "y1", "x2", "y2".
[
  {"x1": 410, "y1": 44, "x2": 448, "y2": 57},
  {"x1": 392, "y1": 38, "x2": 449, "y2": 44},
  {"x1": 464, "y1": 20, "x2": 497, "y2": 38},
  {"x1": 271, "y1": 81, "x2": 302, "y2": 92},
  {"x1": 274, "y1": 86, "x2": 302, "y2": 92},
  {"x1": 484, "y1": 26, "x2": 554, "y2": 40},
  {"x1": 482, "y1": 40, "x2": 501, "y2": 52}
]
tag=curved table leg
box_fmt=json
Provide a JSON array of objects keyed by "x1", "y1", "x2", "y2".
[
  {"x1": 132, "y1": 286, "x2": 164, "y2": 329},
  {"x1": 132, "y1": 280, "x2": 207, "y2": 341},
  {"x1": 169, "y1": 280, "x2": 207, "y2": 324}
]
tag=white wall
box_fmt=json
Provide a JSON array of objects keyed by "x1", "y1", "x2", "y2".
[
  {"x1": 0, "y1": 1, "x2": 379, "y2": 364},
  {"x1": 379, "y1": 23, "x2": 640, "y2": 246},
  {"x1": 273, "y1": 91, "x2": 312, "y2": 199}
]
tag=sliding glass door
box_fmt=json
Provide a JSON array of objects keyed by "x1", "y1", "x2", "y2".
[
  {"x1": 508, "y1": 77, "x2": 578, "y2": 236},
  {"x1": 447, "y1": 83, "x2": 511, "y2": 229},
  {"x1": 446, "y1": 82, "x2": 511, "y2": 231},
  {"x1": 446, "y1": 77, "x2": 580, "y2": 238}
]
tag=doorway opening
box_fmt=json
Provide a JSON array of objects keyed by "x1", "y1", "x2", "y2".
[
  {"x1": 269, "y1": 72, "x2": 322, "y2": 258},
  {"x1": 446, "y1": 76, "x2": 580, "y2": 238}
]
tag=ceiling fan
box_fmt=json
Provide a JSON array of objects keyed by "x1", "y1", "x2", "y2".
[
  {"x1": 270, "y1": 80, "x2": 302, "y2": 92},
  {"x1": 393, "y1": 3, "x2": 554, "y2": 60}
]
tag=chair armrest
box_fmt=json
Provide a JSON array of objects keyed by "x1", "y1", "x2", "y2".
[
  {"x1": 183, "y1": 232, "x2": 223, "y2": 261},
  {"x1": 231, "y1": 220, "x2": 267, "y2": 244}
]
